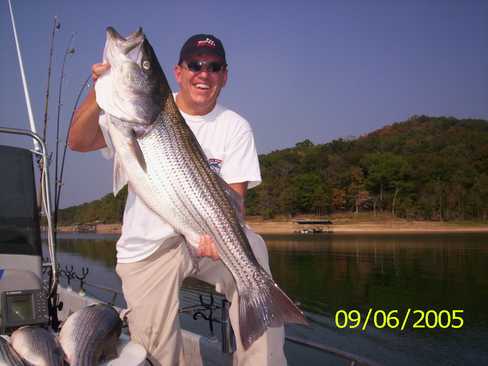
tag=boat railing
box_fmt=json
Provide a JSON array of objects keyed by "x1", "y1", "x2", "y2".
[
  {"x1": 285, "y1": 336, "x2": 382, "y2": 366},
  {"x1": 0, "y1": 128, "x2": 57, "y2": 282},
  {"x1": 52, "y1": 265, "x2": 381, "y2": 366}
]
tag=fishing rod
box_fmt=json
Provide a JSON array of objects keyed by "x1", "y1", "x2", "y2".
[
  {"x1": 49, "y1": 74, "x2": 91, "y2": 332},
  {"x1": 7, "y1": 0, "x2": 61, "y2": 331},
  {"x1": 37, "y1": 16, "x2": 61, "y2": 213},
  {"x1": 42, "y1": 16, "x2": 61, "y2": 143},
  {"x1": 47, "y1": 28, "x2": 76, "y2": 334},
  {"x1": 55, "y1": 74, "x2": 91, "y2": 228},
  {"x1": 53, "y1": 34, "x2": 75, "y2": 234},
  {"x1": 7, "y1": 0, "x2": 40, "y2": 152}
]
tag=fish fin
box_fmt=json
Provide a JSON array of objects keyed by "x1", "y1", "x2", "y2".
[
  {"x1": 132, "y1": 125, "x2": 152, "y2": 138},
  {"x1": 107, "y1": 116, "x2": 150, "y2": 173},
  {"x1": 119, "y1": 308, "x2": 131, "y2": 323},
  {"x1": 0, "y1": 337, "x2": 24, "y2": 365},
  {"x1": 238, "y1": 270, "x2": 308, "y2": 350},
  {"x1": 54, "y1": 339, "x2": 66, "y2": 366},
  {"x1": 181, "y1": 232, "x2": 201, "y2": 272},
  {"x1": 100, "y1": 328, "x2": 120, "y2": 361},
  {"x1": 215, "y1": 174, "x2": 245, "y2": 224},
  {"x1": 128, "y1": 133, "x2": 147, "y2": 172},
  {"x1": 113, "y1": 154, "x2": 128, "y2": 196}
]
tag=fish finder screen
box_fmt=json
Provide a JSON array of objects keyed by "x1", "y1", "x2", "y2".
[{"x1": 6, "y1": 293, "x2": 33, "y2": 322}]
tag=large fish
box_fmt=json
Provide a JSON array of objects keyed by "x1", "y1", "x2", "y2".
[
  {"x1": 58, "y1": 303, "x2": 122, "y2": 366},
  {"x1": 99, "y1": 26, "x2": 307, "y2": 349},
  {"x1": 0, "y1": 337, "x2": 25, "y2": 366},
  {"x1": 10, "y1": 326, "x2": 63, "y2": 366}
]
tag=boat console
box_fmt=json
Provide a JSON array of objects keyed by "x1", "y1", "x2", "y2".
[
  {"x1": 0, "y1": 271, "x2": 49, "y2": 331},
  {"x1": 0, "y1": 142, "x2": 50, "y2": 333}
]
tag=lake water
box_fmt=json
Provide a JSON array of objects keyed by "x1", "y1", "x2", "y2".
[{"x1": 45, "y1": 232, "x2": 488, "y2": 366}]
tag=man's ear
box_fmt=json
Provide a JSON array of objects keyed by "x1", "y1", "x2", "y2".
[
  {"x1": 174, "y1": 64, "x2": 182, "y2": 84},
  {"x1": 222, "y1": 69, "x2": 228, "y2": 88}
]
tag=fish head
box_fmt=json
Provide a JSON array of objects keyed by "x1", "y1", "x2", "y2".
[{"x1": 104, "y1": 26, "x2": 166, "y2": 125}]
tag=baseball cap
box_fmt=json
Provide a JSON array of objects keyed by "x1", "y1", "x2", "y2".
[{"x1": 178, "y1": 34, "x2": 226, "y2": 64}]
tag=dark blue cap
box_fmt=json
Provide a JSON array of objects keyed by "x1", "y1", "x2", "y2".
[{"x1": 179, "y1": 34, "x2": 226, "y2": 64}]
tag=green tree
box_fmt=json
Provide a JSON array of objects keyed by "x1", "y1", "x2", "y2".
[{"x1": 361, "y1": 153, "x2": 410, "y2": 215}]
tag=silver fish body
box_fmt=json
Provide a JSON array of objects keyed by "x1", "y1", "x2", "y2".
[
  {"x1": 10, "y1": 326, "x2": 63, "y2": 366},
  {"x1": 0, "y1": 337, "x2": 25, "y2": 366},
  {"x1": 58, "y1": 303, "x2": 122, "y2": 366},
  {"x1": 103, "y1": 27, "x2": 308, "y2": 349}
]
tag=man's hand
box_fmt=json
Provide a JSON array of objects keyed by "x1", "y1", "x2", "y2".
[
  {"x1": 92, "y1": 63, "x2": 110, "y2": 82},
  {"x1": 197, "y1": 235, "x2": 219, "y2": 260}
]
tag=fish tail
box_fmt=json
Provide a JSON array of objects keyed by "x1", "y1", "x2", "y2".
[{"x1": 238, "y1": 271, "x2": 308, "y2": 350}]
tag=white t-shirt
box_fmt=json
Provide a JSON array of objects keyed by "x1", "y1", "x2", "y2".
[{"x1": 99, "y1": 95, "x2": 261, "y2": 263}]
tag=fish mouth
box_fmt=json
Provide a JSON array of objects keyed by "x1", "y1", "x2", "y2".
[{"x1": 106, "y1": 26, "x2": 144, "y2": 55}]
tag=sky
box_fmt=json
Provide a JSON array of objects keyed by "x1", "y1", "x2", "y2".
[{"x1": 1, "y1": 0, "x2": 487, "y2": 207}]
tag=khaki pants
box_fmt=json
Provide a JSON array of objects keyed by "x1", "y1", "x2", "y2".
[{"x1": 116, "y1": 228, "x2": 287, "y2": 366}]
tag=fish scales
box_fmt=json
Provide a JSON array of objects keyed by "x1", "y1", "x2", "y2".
[
  {"x1": 151, "y1": 101, "x2": 208, "y2": 233},
  {"x1": 163, "y1": 99, "x2": 253, "y2": 254},
  {"x1": 58, "y1": 304, "x2": 122, "y2": 366},
  {"x1": 145, "y1": 103, "x2": 226, "y2": 240},
  {"x1": 140, "y1": 107, "x2": 263, "y2": 288},
  {"x1": 144, "y1": 115, "x2": 228, "y2": 224},
  {"x1": 143, "y1": 122, "x2": 216, "y2": 238},
  {"x1": 149, "y1": 110, "x2": 209, "y2": 236},
  {"x1": 153, "y1": 98, "x2": 269, "y2": 296},
  {"x1": 66, "y1": 307, "x2": 103, "y2": 363},
  {"x1": 0, "y1": 337, "x2": 25, "y2": 366},
  {"x1": 10, "y1": 327, "x2": 63, "y2": 366}
]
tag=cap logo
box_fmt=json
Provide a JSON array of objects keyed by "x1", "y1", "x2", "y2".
[{"x1": 196, "y1": 38, "x2": 216, "y2": 48}]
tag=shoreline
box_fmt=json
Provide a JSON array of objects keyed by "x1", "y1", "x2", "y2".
[
  {"x1": 248, "y1": 221, "x2": 488, "y2": 235},
  {"x1": 57, "y1": 218, "x2": 488, "y2": 235}
]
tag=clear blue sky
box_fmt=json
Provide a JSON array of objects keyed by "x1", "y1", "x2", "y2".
[{"x1": 1, "y1": 0, "x2": 487, "y2": 207}]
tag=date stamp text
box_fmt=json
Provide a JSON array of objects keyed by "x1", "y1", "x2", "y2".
[{"x1": 335, "y1": 309, "x2": 464, "y2": 330}]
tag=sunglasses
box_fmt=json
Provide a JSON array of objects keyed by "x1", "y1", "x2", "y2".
[{"x1": 184, "y1": 60, "x2": 227, "y2": 73}]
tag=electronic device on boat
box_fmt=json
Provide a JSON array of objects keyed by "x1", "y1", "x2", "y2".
[{"x1": 0, "y1": 129, "x2": 55, "y2": 334}]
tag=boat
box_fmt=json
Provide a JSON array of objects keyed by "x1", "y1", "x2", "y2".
[
  {"x1": 294, "y1": 227, "x2": 332, "y2": 234},
  {"x1": 0, "y1": 127, "x2": 150, "y2": 364},
  {"x1": 0, "y1": 127, "x2": 384, "y2": 365},
  {"x1": 0, "y1": 127, "x2": 235, "y2": 365},
  {"x1": 294, "y1": 219, "x2": 333, "y2": 225},
  {"x1": 293, "y1": 218, "x2": 333, "y2": 235}
]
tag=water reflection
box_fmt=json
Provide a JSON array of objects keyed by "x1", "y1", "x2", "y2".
[
  {"x1": 54, "y1": 236, "x2": 117, "y2": 267},
  {"x1": 46, "y1": 232, "x2": 488, "y2": 365},
  {"x1": 50, "y1": 233, "x2": 488, "y2": 326},
  {"x1": 265, "y1": 233, "x2": 488, "y2": 328}
]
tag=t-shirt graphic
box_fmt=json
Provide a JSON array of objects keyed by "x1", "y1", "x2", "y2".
[{"x1": 208, "y1": 158, "x2": 223, "y2": 174}]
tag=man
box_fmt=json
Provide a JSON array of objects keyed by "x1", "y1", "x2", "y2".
[{"x1": 68, "y1": 34, "x2": 286, "y2": 365}]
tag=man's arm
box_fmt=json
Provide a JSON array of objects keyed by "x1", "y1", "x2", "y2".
[
  {"x1": 68, "y1": 88, "x2": 106, "y2": 151},
  {"x1": 229, "y1": 182, "x2": 247, "y2": 215},
  {"x1": 68, "y1": 63, "x2": 110, "y2": 152}
]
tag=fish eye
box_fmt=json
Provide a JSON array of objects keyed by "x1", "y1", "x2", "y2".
[{"x1": 142, "y1": 60, "x2": 151, "y2": 70}]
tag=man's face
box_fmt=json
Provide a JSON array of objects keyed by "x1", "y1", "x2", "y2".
[{"x1": 174, "y1": 54, "x2": 227, "y2": 115}]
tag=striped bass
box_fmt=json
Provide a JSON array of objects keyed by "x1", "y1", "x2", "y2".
[
  {"x1": 99, "y1": 27, "x2": 307, "y2": 349},
  {"x1": 58, "y1": 304, "x2": 122, "y2": 366},
  {"x1": 10, "y1": 326, "x2": 63, "y2": 366},
  {"x1": 0, "y1": 337, "x2": 25, "y2": 366}
]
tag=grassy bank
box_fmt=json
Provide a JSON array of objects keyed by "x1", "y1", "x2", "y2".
[
  {"x1": 248, "y1": 213, "x2": 488, "y2": 234},
  {"x1": 57, "y1": 213, "x2": 488, "y2": 235}
]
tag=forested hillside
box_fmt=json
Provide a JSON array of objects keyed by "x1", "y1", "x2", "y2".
[
  {"x1": 58, "y1": 116, "x2": 488, "y2": 224},
  {"x1": 58, "y1": 187, "x2": 127, "y2": 225}
]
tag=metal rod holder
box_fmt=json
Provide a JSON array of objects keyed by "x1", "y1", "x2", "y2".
[{"x1": 220, "y1": 299, "x2": 235, "y2": 353}]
